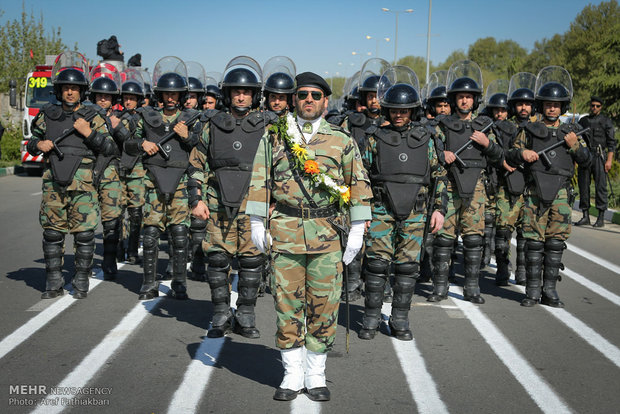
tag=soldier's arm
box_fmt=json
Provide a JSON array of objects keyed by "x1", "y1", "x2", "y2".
[
  {"x1": 480, "y1": 130, "x2": 503, "y2": 165},
  {"x1": 27, "y1": 112, "x2": 48, "y2": 155},
  {"x1": 111, "y1": 116, "x2": 134, "y2": 145},
  {"x1": 605, "y1": 117, "x2": 616, "y2": 155},
  {"x1": 245, "y1": 131, "x2": 273, "y2": 218},
  {"x1": 428, "y1": 138, "x2": 448, "y2": 215},
  {"x1": 569, "y1": 133, "x2": 591, "y2": 167},
  {"x1": 342, "y1": 135, "x2": 372, "y2": 222},
  {"x1": 79, "y1": 114, "x2": 118, "y2": 156},
  {"x1": 506, "y1": 129, "x2": 530, "y2": 164},
  {"x1": 124, "y1": 117, "x2": 146, "y2": 156}
]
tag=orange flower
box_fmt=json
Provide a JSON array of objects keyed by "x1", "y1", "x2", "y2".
[{"x1": 304, "y1": 159, "x2": 320, "y2": 174}]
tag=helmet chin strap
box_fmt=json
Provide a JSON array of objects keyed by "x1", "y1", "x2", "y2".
[
  {"x1": 457, "y1": 107, "x2": 472, "y2": 115},
  {"x1": 232, "y1": 106, "x2": 250, "y2": 116},
  {"x1": 272, "y1": 108, "x2": 285, "y2": 116},
  {"x1": 544, "y1": 115, "x2": 558, "y2": 122},
  {"x1": 367, "y1": 107, "x2": 381, "y2": 115}
]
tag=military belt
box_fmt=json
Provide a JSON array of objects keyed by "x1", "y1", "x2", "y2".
[{"x1": 275, "y1": 202, "x2": 338, "y2": 219}]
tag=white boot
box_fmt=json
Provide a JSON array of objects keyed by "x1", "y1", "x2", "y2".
[
  {"x1": 305, "y1": 350, "x2": 330, "y2": 401},
  {"x1": 279, "y1": 347, "x2": 305, "y2": 391}
]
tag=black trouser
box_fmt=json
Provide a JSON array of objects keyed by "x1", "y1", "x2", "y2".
[{"x1": 578, "y1": 152, "x2": 608, "y2": 211}]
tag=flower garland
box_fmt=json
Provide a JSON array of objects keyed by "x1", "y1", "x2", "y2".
[{"x1": 269, "y1": 113, "x2": 351, "y2": 208}]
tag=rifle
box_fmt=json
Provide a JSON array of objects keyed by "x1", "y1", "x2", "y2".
[
  {"x1": 156, "y1": 111, "x2": 202, "y2": 160},
  {"x1": 537, "y1": 127, "x2": 589, "y2": 167},
  {"x1": 597, "y1": 144, "x2": 616, "y2": 199},
  {"x1": 420, "y1": 176, "x2": 438, "y2": 264},
  {"x1": 52, "y1": 109, "x2": 99, "y2": 160},
  {"x1": 452, "y1": 120, "x2": 494, "y2": 170},
  {"x1": 327, "y1": 216, "x2": 351, "y2": 354}
]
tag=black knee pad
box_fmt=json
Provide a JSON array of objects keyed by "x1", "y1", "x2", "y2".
[
  {"x1": 365, "y1": 257, "x2": 390, "y2": 275},
  {"x1": 238, "y1": 255, "x2": 264, "y2": 271},
  {"x1": 142, "y1": 226, "x2": 160, "y2": 249},
  {"x1": 208, "y1": 251, "x2": 231, "y2": 269},
  {"x1": 43, "y1": 229, "x2": 64, "y2": 243},
  {"x1": 525, "y1": 239, "x2": 545, "y2": 254},
  {"x1": 128, "y1": 207, "x2": 142, "y2": 223},
  {"x1": 484, "y1": 213, "x2": 494, "y2": 226},
  {"x1": 544, "y1": 238, "x2": 565, "y2": 253},
  {"x1": 102, "y1": 219, "x2": 119, "y2": 239},
  {"x1": 168, "y1": 225, "x2": 188, "y2": 249},
  {"x1": 395, "y1": 262, "x2": 419, "y2": 277},
  {"x1": 74, "y1": 230, "x2": 95, "y2": 246},
  {"x1": 190, "y1": 216, "x2": 207, "y2": 232},
  {"x1": 462, "y1": 234, "x2": 483, "y2": 249},
  {"x1": 433, "y1": 235, "x2": 454, "y2": 249},
  {"x1": 495, "y1": 227, "x2": 511, "y2": 241}
]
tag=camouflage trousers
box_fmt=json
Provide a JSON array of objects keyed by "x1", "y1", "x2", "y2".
[
  {"x1": 121, "y1": 162, "x2": 146, "y2": 209},
  {"x1": 98, "y1": 163, "x2": 123, "y2": 222},
  {"x1": 271, "y1": 250, "x2": 343, "y2": 353},
  {"x1": 365, "y1": 204, "x2": 425, "y2": 264},
  {"x1": 143, "y1": 172, "x2": 190, "y2": 232},
  {"x1": 39, "y1": 167, "x2": 99, "y2": 233},
  {"x1": 202, "y1": 210, "x2": 260, "y2": 256},
  {"x1": 495, "y1": 185, "x2": 524, "y2": 232},
  {"x1": 521, "y1": 187, "x2": 572, "y2": 242},
  {"x1": 437, "y1": 177, "x2": 486, "y2": 239}
]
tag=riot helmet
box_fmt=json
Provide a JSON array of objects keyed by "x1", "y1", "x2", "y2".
[
  {"x1": 378, "y1": 65, "x2": 421, "y2": 123},
  {"x1": 204, "y1": 75, "x2": 223, "y2": 110},
  {"x1": 534, "y1": 66, "x2": 573, "y2": 121},
  {"x1": 446, "y1": 60, "x2": 483, "y2": 114},
  {"x1": 263, "y1": 56, "x2": 296, "y2": 115},
  {"x1": 52, "y1": 51, "x2": 89, "y2": 105},
  {"x1": 425, "y1": 70, "x2": 449, "y2": 116},
  {"x1": 184, "y1": 61, "x2": 207, "y2": 108},
  {"x1": 121, "y1": 68, "x2": 146, "y2": 109},
  {"x1": 221, "y1": 56, "x2": 262, "y2": 114},
  {"x1": 152, "y1": 56, "x2": 189, "y2": 109},
  {"x1": 89, "y1": 63, "x2": 122, "y2": 108},
  {"x1": 358, "y1": 58, "x2": 390, "y2": 115},
  {"x1": 507, "y1": 72, "x2": 536, "y2": 119}
]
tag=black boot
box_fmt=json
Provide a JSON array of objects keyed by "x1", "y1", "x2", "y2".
[
  {"x1": 462, "y1": 235, "x2": 485, "y2": 304},
  {"x1": 481, "y1": 213, "x2": 494, "y2": 269},
  {"x1": 207, "y1": 252, "x2": 232, "y2": 338},
  {"x1": 427, "y1": 236, "x2": 453, "y2": 302},
  {"x1": 41, "y1": 230, "x2": 65, "y2": 299},
  {"x1": 515, "y1": 231, "x2": 526, "y2": 285},
  {"x1": 541, "y1": 239, "x2": 565, "y2": 308},
  {"x1": 139, "y1": 226, "x2": 160, "y2": 300},
  {"x1": 358, "y1": 259, "x2": 388, "y2": 340},
  {"x1": 169, "y1": 225, "x2": 189, "y2": 300},
  {"x1": 72, "y1": 231, "x2": 95, "y2": 299},
  {"x1": 521, "y1": 239, "x2": 544, "y2": 307},
  {"x1": 126, "y1": 207, "x2": 142, "y2": 265},
  {"x1": 494, "y1": 228, "x2": 511, "y2": 286},
  {"x1": 102, "y1": 219, "x2": 120, "y2": 280},
  {"x1": 342, "y1": 251, "x2": 363, "y2": 301},
  {"x1": 116, "y1": 213, "x2": 126, "y2": 263},
  {"x1": 574, "y1": 210, "x2": 590, "y2": 226},
  {"x1": 418, "y1": 233, "x2": 434, "y2": 283},
  {"x1": 234, "y1": 255, "x2": 263, "y2": 338},
  {"x1": 593, "y1": 210, "x2": 605, "y2": 228},
  {"x1": 188, "y1": 216, "x2": 206, "y2": 281},
  {"x1": 389, "y1": 264, "x2": 417, "y2": 341}
]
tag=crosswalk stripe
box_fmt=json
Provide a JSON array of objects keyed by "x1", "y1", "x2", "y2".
[{"x1": 565, "y1": 242, "x2": 620, "y2": 275}]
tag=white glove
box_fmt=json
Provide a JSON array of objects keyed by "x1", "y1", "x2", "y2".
[
  {"x1": 250, "y1": 215, "x2": 271, "y2": 253},
  {"x1": 342, "y1": 220, "x2": 365, "y2": 265}
]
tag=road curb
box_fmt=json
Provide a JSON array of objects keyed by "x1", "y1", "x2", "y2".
[
  {"x1": 573, "y1": 200, "x2": 620, "y2": 225},
  {"x1": 0, "y1": 166, "x2": 23, "y2": 177}
]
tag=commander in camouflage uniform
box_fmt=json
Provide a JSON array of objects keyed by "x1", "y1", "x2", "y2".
[
  {"x1": 27, "y1": 52, "x2": 117, "y2": 299},
  {"x1": 247, "y1": 72, "x2": 372, "y2": 402},
  {"x1": 507, "y1": 67, "x2": 590, "y2": 308}
]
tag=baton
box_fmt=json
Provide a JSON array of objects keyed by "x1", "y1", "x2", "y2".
[{"x1": 453, "y1": 121, "x2": 494, "y2": 169}]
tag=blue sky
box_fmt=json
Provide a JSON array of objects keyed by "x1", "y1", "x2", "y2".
[{"x1": 1, "y1": 0, "x2": 601, "y2": 82}]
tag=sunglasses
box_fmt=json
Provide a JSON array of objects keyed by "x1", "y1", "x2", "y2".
[
  {"x1": 591, "y1": 103, "x2": 601, "y2": 108},
  {"x1": 297, "y1": 90, "x2": 323, "y2": 100}
]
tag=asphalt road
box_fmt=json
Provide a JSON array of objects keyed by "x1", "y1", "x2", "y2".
[{"x1": 1, "y1": 173, "x2": 619, "y2": 414}]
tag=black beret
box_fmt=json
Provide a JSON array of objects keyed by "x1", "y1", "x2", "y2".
[
  {"x1": 590, "y1": 95, "x2": 602, "y2": 104},
  {"x1": 295, "y1": 72, "x2": 331, "y2": 96}
]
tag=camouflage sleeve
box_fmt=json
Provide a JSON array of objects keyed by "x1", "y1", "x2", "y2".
[
  {"x1": 506, "y1": 128, "x2": 528, "y2": 165},
  {"x1": 123, "y1": 117, "x2": 145, "y2": 156},
  {"x1": 188, "y1": 123, "x2": 210, "y2": 184},
  {"x1": 362, "y1": 135, "x2": 376, "y2": 173},
  {"x1": 27, "y1": 112, "x2": 46, "y2": 156},
  {"x1": 111, "y1": 117, "x2": 133, "y2": 144},
  {"x1": 428, "y1": 137, "x2": 448, "y2": 215},
  {"x1": 245, "y1": 131, "x2": 272, "y2": 218},
  {"x1": 481, "y1": 129, "x2": 503, "y2": 165},
  {"x1": 83, "y1": 114, "x2": 117, "y2": 156},
  {"x1": 571, "y1": 134, "x2": 591, "y2": 167},
  {"x1": 342, "y1": 135, "x2": 372, "y2": 222}
]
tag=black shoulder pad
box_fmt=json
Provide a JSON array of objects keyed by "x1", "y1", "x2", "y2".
[
  {"x1": 374, "y1": 127, "x2": 401, "y2": 146},
  {"x1": 438, "y1": 115, "x2": 464, "y2": 132},
  {"x1": 200, "y1": 109, "x2": 219, "y2": 122},
  {"x1": 365, "y1": 125, "x2": 378, "y2": 136},
  {"x1": 496, "y1": 119, "x2": 517, "y2": 136},
  {"x1": 75, "y1": 104, "x2": 100, "y2": 120},
  {"x1": 472, "y1": 115, "x2": 493, "y2": 131},
  {"x1": 559, "y1": 122, "x2": 582, "y2": 134},
  {"x1": 42, "y1": 103, "x2": 63, "y2": 120},
  {"x1": 348, "y1": 112, "x2": 366, "y2": 127},
  {"x1": 211, "y1": 112, "x2": 235, "y2": 132},
  {"x1": 142, "y1": 107, "x2": 162, "y2": 128},
  {"x1": 409, "y1": 125, "x2": 430, "y2": 141},
  {"x1": 525, "y1": 121, "x2": 548, "y2": 139},
  {"x1": 179, "y1": 108, "x2": 200, "y2": 123},
  {"x1": 241, "y1": 111, "x2": 266, "y2": 132},
  {"x1": 263, "y1": 110, "x2": 279, "y2": 125}
]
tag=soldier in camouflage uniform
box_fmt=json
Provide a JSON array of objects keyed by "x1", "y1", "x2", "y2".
[
  {"x1": 247, "y1": 72, "x2": 372, "y2": 402},
  {"x1": 27, "y1": 51, "x2": 117, "y2": 299},
  {"x1": 506, "y1": 66, "x2": 590, "y2": 308},
  {"x1": 117, "y1": 69, "x2": 147, "y2": 265},
  {"x1": 88, "y1": 65, "x2": 125, "y2": 279},
  {"x1": 124, "y1": 57, "x2": 199, "y2": 301},
  {"x1": 428, "y1": 60, "x2": 503, "y2": 305},
  {"x1": 357, "y1": 67, "x2": 447, "y2": 341},
  {"x1": 189, "y1": 57, "x2": 270, "y2": 339}
]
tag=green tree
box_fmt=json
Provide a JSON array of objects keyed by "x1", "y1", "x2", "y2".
[
  {"x1": 468, "y1": 37, "x2": 527, "y2": 79},
  {"x1": 396, "y1": 55, "x2": 429, "y2": 84},
  {"x1": 0, "y1": 5, "x2": 67, "y2": 93}
]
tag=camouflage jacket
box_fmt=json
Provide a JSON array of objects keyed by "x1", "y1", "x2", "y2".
[{"x1": 246, "y1": 116, "x2": 372, "y2": 254}]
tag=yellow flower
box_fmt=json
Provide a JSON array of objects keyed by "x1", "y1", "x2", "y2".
[
  {"x1": 341, "y1": 187, "x2": 351, "y2": 203},
  {"x1": 291, "y1": 143, "x2": 307, "y2": 160}
]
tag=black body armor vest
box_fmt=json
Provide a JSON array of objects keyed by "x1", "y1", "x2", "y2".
[
  {"x1": 372, "y1": 123, "x2": 431, "y2": 220},
  {"x1": 348, "y1": 112, "x2": 383, "y2": 152},
  {"x1": 119, "y1": 109, "x2": 141, "y2": 171},
  {"x1": 208, "y1": 111, "x2": 266, "y2": 218},
  {"x1": 496, "y1": 119, "x2": 525, "y2": 196}
]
